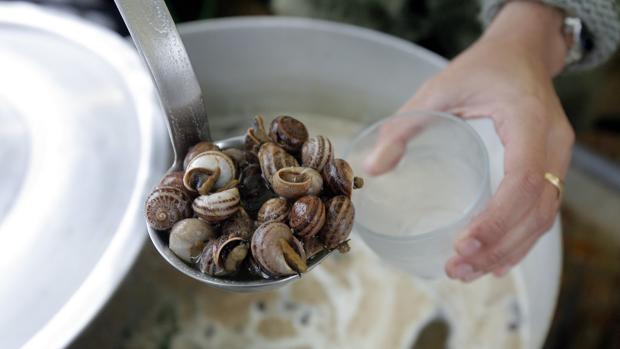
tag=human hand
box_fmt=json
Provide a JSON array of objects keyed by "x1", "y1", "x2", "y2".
[{"x1": 364, "y1": 1, "x2": 575, "y2": 282}]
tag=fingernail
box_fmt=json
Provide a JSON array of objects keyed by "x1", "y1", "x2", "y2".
[
  {"x1": 363, "y1": 141, "x2": 403, "y2": 176},
  {"x1": 454, "y1": 263, "x2": 474, "y2": 280},
  {"x1": 457, "y1": 238, "x2": 481, "y2": 257}
]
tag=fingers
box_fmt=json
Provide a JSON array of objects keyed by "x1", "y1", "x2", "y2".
[
  {"x1": 454, "y1": 112, "x2": 548, "y2": 256},
  {"x1": 363, "y1": 80, "x2": 454, "y2": 176},
  {"x1": 363, "y1": 116, "x2": 425, "y2": 175},
  {"x1": 447, "y1": 173, "x2": 562, "y2": 281},
  {"x1": 490, "y1": 183, "x2": 561, "y2": 276}
]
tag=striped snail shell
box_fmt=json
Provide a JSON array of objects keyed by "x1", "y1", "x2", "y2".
[
  {"x1": 301, "y1": 135, "x2": 334, "y2": 171},
  {"x1": 184, "y1": 150, "x2": 236, "y2": 193},
  {"x1": 289, "y1": 195, "x2": 326, "y2": 238},
  {"x1": 321, "y1": 159, "x2": 364, "y2": 197},
  {"x1": 302, "y1": 237, "x2": 325, "y2": 259},
  {"x1": 258, "y1": 142, "x2": 299, "y2": 186},
  {"x1": 192, "y1": 187, "x2": 240, "y2": 223},
  {"x1": 183, "y1": 141, "x2": 221, "y2": 169},
  {"x1": 160, "y1": 171, "x2": 185, "y2": 189},
  {"x1": 269, "y1": 115, "x2": 309, "y2": 153},
  {"x1": 319, "y1": 195, "x2": 355, "y2": 249},
  {"x1": 251, "y1": 222, "x2": 307, "y2": 276},
  {"x1": 198, "y1": 240, "x2": 226, "y2": 276},
  {"x1": 257, "y1": 197, "x2": 290, "y2": 225},
  {"x1": 145, "y1": 186, "x2": 192, "y2": 231},
  {"x1": 169, "y1": 218, "x2": 216, "y2": 263},
  {"x1": 271, "y1": 167, "x2": 323, "y2": 199},
  {"x1": 221, "y1": 207, "x2": 254, "y2": 240},
  {"x1": 212, "y1": 233, "x2": 249, "y2": 274},
  {"x1": 244, "y1": 115, "x2": 271, "y2": 154}
]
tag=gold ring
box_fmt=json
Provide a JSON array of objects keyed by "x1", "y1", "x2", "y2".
[{"x1": 544, "y1": 172, "x2": 564, "y2": 199}]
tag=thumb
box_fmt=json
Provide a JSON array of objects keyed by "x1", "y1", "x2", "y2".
[{"x1": 363, "y1": 89, "x2": 449, "y2": 176}]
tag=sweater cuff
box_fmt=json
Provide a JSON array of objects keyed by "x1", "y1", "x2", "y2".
[{"x1": 480, "y1": 0, "x2": 620, "y2": 71}]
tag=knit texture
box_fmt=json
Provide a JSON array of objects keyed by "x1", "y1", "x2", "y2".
[{"x1": 481, "y1": 0, "x2": 620, "y2": 70}]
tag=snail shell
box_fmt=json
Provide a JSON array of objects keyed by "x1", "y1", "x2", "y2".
[
  {"x1": 289, "y1": 195, "x2": 325, "y2": 238},
  {"x1": 245, "y1": 115, "x2": 271, "y2": 154},
  {"x1": 319, "y1": 195, "x2": 355, "y2": 249},
  {"x1": 258, "y1": 142, "x2": 299, "y2": 186},
  {"x1": 212, "y1": 233, "x2": 249, "y2": 274},
  {"x1": 160, "y1": 171, "x2": 185, "y2": 189},
  {"x1": 303, "y1": 237, "x2": 325, "y2": 259},
  {"x1": 192, "y1": 188, "x2": 240, "y2": 223},
  {"x1": 247, "y1": 256, "x2": 271, "y2": 279},
  {"x1": 198, "y1": 240, "x2": 226, "y2": 276},
  {"x1": 301, "y1": 135, "x2": 334, "y2": 171},
  {"x1": 222, "y1": 148, "x2": 255, "y2": 172},
  {"x1": 257, "y1": 197, "x2": 290, "y2": 225},
  {"x1": 145, "y1": 186, "x2": 192, "y2": 231},
  {"x1": 251, "y1": 222, "x2": 307, "y2": 276},
  {"x1": 221, "y1": 207, "x2": 254, "y2": 240},
  {"x1": 183, "y1": 141, "x2": 221, "y2": 169},
  {"x1": 169, "y1": 218, "x2": 216, "y2": 263},
  {"x1": 239, "y1": 163, "x2": 276, "y2": 218},
  {"x1": 184, "y1": 150, "x2": 236, "y2": 193},
  {"x1": 322, "y1": 159, "x2": 363, "y2": 197},
  {"x1": 269, "y1": 115, "x2": 309, "y2": 153},
  {"x1": 160, "y1": 171, "x2": 195, "y2": 197},
  {"x1": 271, "y1": 167, "x2": 323, "y2": 199}
]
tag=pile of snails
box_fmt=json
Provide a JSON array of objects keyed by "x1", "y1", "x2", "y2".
[{"x1": 144, "y1": 115, "x2": 363, "y2": 279}]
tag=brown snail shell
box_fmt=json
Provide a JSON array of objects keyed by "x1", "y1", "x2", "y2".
[
  {"x1": 251, "y1": 222, "x2": 307, "y2": 276},
  {"x1": 221, "y1": 207, "x2": 254, "y2": 240},
  {"x1": 192, "y1": 188, "x2": 240, "y2": 223},
  {"x1": 247, "y1": 256, "x2": 271, "y2": 279},
  {"x1": 245, "y1": 115, "x2": 271, "y2": 154},
  {"x1": 184, "y1": 150, "x2": 236, "y2": 193},
  {"x1": 160, "y1": 171, "x2": 185, "y2": 189},
  {"x1": 169, "y1": 218, "x2": 216, "y2": 263},
  {"x1": 258, "y1": 142, "x2": 299, "y2": 186},
  {"x1": 269, "y1": 115, "x2": 309, "y2": 153},
  {"x1": 239, "y1": 163, "x2": 276, "y2": 217},
  {"x1": 302, "y1": 237, "x2": 325, "y2": 259},
  {"x1": 212, "y1": 233, "x2": 249, "y2": 274},
  {"x1": 257, "y1": 197, "x2": 290, "y2": 225},
  {"x1": 322, "y1": 159, "x2": 364, "y2": 197},
  {"x1": 198, "y1": 240, "x2": 226, "y2": 276},
  {"x1": 145, "y1": 186, "x2": 192, "y2": 231},
  {"x1": 289, "y1": 195, "x2": 325, "y2": 238},
  {"x1": 222, "y1": 148, "x2": 255, "y2": 172},
  {"x1": 301, "y1": 135, "x2": 334, "y2": 171},
  {"x1": 271, "y1": 167, "x2": 323, "y2": 199},
  {"x1": 183, "y1": 141, "x2": 221, "y2": 169},
  {"x1": 319, "y1": 195, "x2": 355, "y2": 249}
]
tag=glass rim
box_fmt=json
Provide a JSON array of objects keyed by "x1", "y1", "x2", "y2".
[{"x1": 344, "y1": 109, "x2": 490, "y2": 242}]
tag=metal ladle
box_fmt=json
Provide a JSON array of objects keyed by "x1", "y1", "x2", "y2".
[{"x1": 114, "y1": 0, "x2": 332, "y2": 292}]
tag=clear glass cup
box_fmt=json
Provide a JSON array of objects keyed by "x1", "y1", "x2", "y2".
[{"x1": 344, "y1": 110, "x2": 491, "y2": 279}]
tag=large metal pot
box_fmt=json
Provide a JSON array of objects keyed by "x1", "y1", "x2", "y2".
[{"x1": 177, "y1": 17, "x2": 562, "y2": 349}]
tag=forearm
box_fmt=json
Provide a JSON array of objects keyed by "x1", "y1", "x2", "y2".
[{"x1": 481, "y1": 1, "x2": 568, "y2": 77}]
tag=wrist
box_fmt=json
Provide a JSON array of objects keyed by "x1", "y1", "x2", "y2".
[{"x1": 481, "y1": 1, "x2": 568, "y2": 76}]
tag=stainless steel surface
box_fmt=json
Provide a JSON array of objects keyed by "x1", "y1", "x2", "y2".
[
  {"x1": 0, "y1": 3, "x2": 168, "y2": 349},
  {"x1": 114, "y1": 0, "x2": 211, "y2": 166}
]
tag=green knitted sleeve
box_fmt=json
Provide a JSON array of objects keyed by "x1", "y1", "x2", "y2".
[{"x1": 480, "y1": 0, "x2": 620, "y2": 70}]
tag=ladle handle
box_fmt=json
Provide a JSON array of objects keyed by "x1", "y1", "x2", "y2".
[{"x1": 114, "y1": 0, "x2": 211, "y2": 167}]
